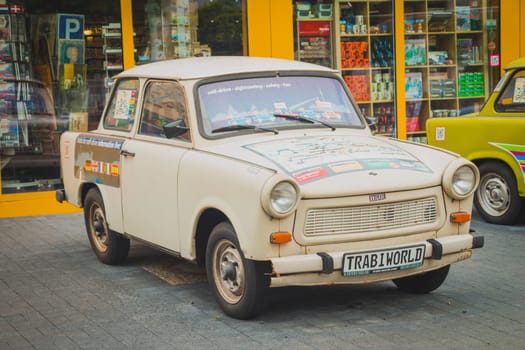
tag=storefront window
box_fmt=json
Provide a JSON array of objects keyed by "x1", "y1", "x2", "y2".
[
  {"x1": 0, "y1": 1, "x2": 121, "y2": 194},
  {"x1": 132, "y1": 0, "x2": 243, "y2": 64},
  {"x1": 403, "y1": 0, "x2": 501, "y2": 143},
  {"x1": 293, "y1": 1, "x2": 397, "y2": 137},
  {"x1": 293, "y1": 1, "x2": 335, "y2": 68},
  {"x1": 293, "y1": 0, "x2": 501, "y2": 143},
  {"x1": 0, "y1": 0, "x2": 243, "y2": 195}
]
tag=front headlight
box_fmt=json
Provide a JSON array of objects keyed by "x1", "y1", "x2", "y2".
[
  {"x1": 443, "y1": 159, "x2": 479, "y2": 199},
  {"x1": 271, "y1": 182, "x2": 297, "y2": 214},
  {"x1": 261, "y1": 176, "x2": 300, "y2": 218},
  {"x1": 453, "y1": 166, "x2": 476, "y2": 196}
]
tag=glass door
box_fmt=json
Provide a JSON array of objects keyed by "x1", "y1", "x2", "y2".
[
  {"x1": 403, "y1": 0, "x2": 501, "y2": 143},
  {"x1": 337, "y1": 0, "x2": 396, "y2": 136},
  {"x1": 294, "y1": 1, "x2": 334, "y2": 68}
]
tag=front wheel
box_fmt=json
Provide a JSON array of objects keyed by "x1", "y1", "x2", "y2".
[
  {"x1": 205, "y1": 222, "x2": 269, "y2": 319},
  {"x1": 393, "y1": 265, "x2": 450, "y2": 294},
  {"x1": 475, "y1": 162, "x2": 523, "y2": 225},
  {"x1": 84, "y1": 188, "x2": 130, "y2": 265}
]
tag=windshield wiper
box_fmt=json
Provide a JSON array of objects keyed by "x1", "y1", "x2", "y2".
[
  {"x1": 273, "y1": 113, "x2": 336, "y2": 131},
  {"x1": 212, "y1": 124, "x2": 279, "y2": 135}
]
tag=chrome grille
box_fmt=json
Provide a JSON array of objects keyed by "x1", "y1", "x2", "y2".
[{"x1": 304, "y1": 197, "x2": 437, "y2": 236}]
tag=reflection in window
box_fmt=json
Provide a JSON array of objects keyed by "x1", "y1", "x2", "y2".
[
  {"x1": 133, "y1": 0, "x2": 243, "y2": 64},
  {"x1": 139, "y1": 80, "x2": 189, "y2": 140},
  {"x1": 0, "y1": 81, "x2": 60, "y2": 193}
]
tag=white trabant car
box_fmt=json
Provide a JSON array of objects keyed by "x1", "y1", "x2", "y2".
[{"x1": 57, "y1": 57, "x2": 484, "y2": 319}]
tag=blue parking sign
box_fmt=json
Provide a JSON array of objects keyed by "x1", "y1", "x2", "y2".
[{"x1": 58, "y1": 14, "x2": 84, "y2": 40}]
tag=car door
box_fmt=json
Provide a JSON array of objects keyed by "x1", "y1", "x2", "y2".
[{"x1": 120, "y1": 80, "x2": 191, "y2": 252}]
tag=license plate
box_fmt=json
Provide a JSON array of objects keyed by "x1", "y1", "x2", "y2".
[{"x1": 342, "y1": 244, "x2": 426, "y2": 276}]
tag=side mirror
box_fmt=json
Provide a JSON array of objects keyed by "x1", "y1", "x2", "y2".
[
  {"x1": 163, "y1": 119, "x2": 189, "y2": 139},
  {"x1": 366, "y1": 116, "x2": 378, "y2": 134}
]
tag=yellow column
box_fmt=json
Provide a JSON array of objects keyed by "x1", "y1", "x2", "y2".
[
  {"x1": 247, "y1": 0, "x2": 294, "y2": 58},
  {"x1": 269, "y1": 0, "x2": 294, "y2": 59},
  {"x1": 500, "y1": 0, "x2": 521, "y2": 70},
  {"x1": 247, "y1": 0, "x2": 271, "y2": 56},
  {"x1": 120, "y1": 0, "x2": 136, "y2": 69},
  {"x1": 394, "y1": 0, "x2": 406, "y2": 140}
]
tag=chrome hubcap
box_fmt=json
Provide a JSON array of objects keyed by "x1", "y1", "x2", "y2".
[{"x1": 478, "y1": 173, "x2": 510, "y2": 216}]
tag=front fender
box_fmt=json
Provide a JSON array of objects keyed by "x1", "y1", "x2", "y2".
[{"x1": 177, "y1": 150, "x2": 282, "y2": 261}]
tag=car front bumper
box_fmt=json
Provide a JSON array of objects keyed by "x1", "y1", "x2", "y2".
[{"x1": 269, "y1": 233, "x2": 483, "y2": 287}]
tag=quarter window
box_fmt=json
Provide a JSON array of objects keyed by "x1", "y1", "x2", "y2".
[
  {"x1": 103, "y1": 79, "x2": 140, "y2": 131},
  {"x1": 495, "y1": 70, "x2": 525, "y2": 112}
]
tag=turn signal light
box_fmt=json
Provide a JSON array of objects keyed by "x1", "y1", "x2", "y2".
[
  {"x1": 450, "y1": 211, "x2": 471, "y2": 223},
  {"x1": 270, "y1": 232, "x2": 292, "y2": 244}
]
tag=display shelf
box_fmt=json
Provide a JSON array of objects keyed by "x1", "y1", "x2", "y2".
[
  {"x1": 400, "y1": 0, "x2": 490, "y2": 138},
  {"x1": 296, "y1": 18, "x2": 333, "y2": 68},
  {"x1": 336, "y1": 0, "x2": 395, "y2": 136},
  {"x1": 101, "y1": 23, "x2": 123, "y2": 89},
  {"x1": 0, "y1": 12, "x2": 36, "y2": 152}
]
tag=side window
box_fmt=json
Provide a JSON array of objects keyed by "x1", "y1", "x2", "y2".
[
  {"x1": 139, "y1": 80, "x2": 189, "y2": 141},
  {"x1": 495, "y1": 70, "x2": 525, "y2": 112},
  {"x1": 103, "y1": 79, "x2": 139, "y2": 131}
]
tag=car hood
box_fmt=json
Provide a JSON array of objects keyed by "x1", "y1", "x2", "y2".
[{"x1": 199, "y1": 131, "x2": 458, "y2": 197}]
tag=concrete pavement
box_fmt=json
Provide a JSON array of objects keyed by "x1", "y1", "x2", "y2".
[{"x1": 1, "y1": 212, "x2": 524, "y2": 349}]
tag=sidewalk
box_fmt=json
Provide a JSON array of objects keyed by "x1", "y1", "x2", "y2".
[{"x1": 1, "y1": 213, "x2": 524, "y2": 349}]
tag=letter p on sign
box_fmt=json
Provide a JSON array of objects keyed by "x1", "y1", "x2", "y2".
[
  {"x1": 65, "y1": 18, "x2": 80, "y2": 39},
  {"x1": 57, "y1": 14, "x2": 85, "y2": 40}
]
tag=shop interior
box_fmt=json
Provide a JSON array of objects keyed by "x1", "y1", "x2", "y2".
[{"x1": 0, "y1": 0, "x2": 242, "y2": 194}]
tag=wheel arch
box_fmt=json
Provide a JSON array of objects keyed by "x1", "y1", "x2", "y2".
[
  {"x1": 79, "y1": 182, "x2": 98, "y2": 207},
  {"x1": 79, "y1": 183, "x2": 125, "y2": 233},
  {"x1": 195, "y1": 208, "x2": 228, "y2": 267}
]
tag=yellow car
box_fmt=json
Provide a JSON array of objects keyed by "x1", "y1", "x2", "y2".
[{"x1": 427, "y1": 57, "x2": 525, "y2": 225}]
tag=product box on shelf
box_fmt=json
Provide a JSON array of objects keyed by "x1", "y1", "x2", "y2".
[
  {"x1": 458, "y1": 72, "x2": 484, "y2": 97},
  {"x1": 406, "y1": 101, "x2": 422, "y2": 132},
  {"x1": 344, "y1": 74, "x2": 369, "y2": 102},
  {"x1": 405, "y1": 39, "x2": 426, "y2": 66},
  {"x1": 405, "y1": 72, "x2": 423, "y2": 99},
  {"x1": 340, "y1": 41, "x2": 368, "y2": 68},
  {"x1": 456, "y1": 6, "x2": 471, "y2": 31}
]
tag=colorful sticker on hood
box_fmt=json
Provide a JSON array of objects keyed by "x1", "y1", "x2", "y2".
[
  {"x1": 74, "y1": 134, "x2": 125, "y2": 187},
  {"x1": 491, "y1": 143, "x2": 525, "y2": 180},
  {"x1": 244, "y1": 136, "x2": 431, "y2": 183}
]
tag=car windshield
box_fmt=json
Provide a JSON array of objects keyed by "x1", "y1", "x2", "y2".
[{"x1": 197, "y1": 75, "x2": 363, "y2": 137}]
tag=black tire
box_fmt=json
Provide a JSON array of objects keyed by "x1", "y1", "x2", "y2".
[
  {"x1": 474, "y1": 162, "x2": 523, "y2": 225},
  {"x1": 205, "y1": 222, "x2": 269, "y2": 319},
  {"x1": 84, "y1": 188, "x2": 130, "y2": 265},
  {"x1": 393, "y1": 265, "x2": 450, "y2": 294}
]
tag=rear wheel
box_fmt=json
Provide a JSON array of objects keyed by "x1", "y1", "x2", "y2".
[
  {"x1": 84, "y1": 188, "x2": 130, "y2": 265},
  {"x1": 475, "y1": 162, "x2": 522, "y2": 225},
  {"x1": 393, "y1": 265, "x2": 450, "y2": 294},
  {"x1": 205, "y1": 222, "x2": 269, "y2": 319}
]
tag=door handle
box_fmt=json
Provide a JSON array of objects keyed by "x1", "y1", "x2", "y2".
[{"x1": 120, "y1": 149, "x2": 135, "y2": 157}]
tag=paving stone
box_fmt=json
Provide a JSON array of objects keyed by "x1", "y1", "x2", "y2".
[{"x1": 0, "y1": 213, "x2": 524, "y2": 349}]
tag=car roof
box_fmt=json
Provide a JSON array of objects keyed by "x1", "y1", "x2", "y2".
[
  {"x1": 116, "y1": 56, "x2": 337, "y2": 80},
  {"x1": 504, "y1": 57, "x2": 525, "y2": 71}
]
